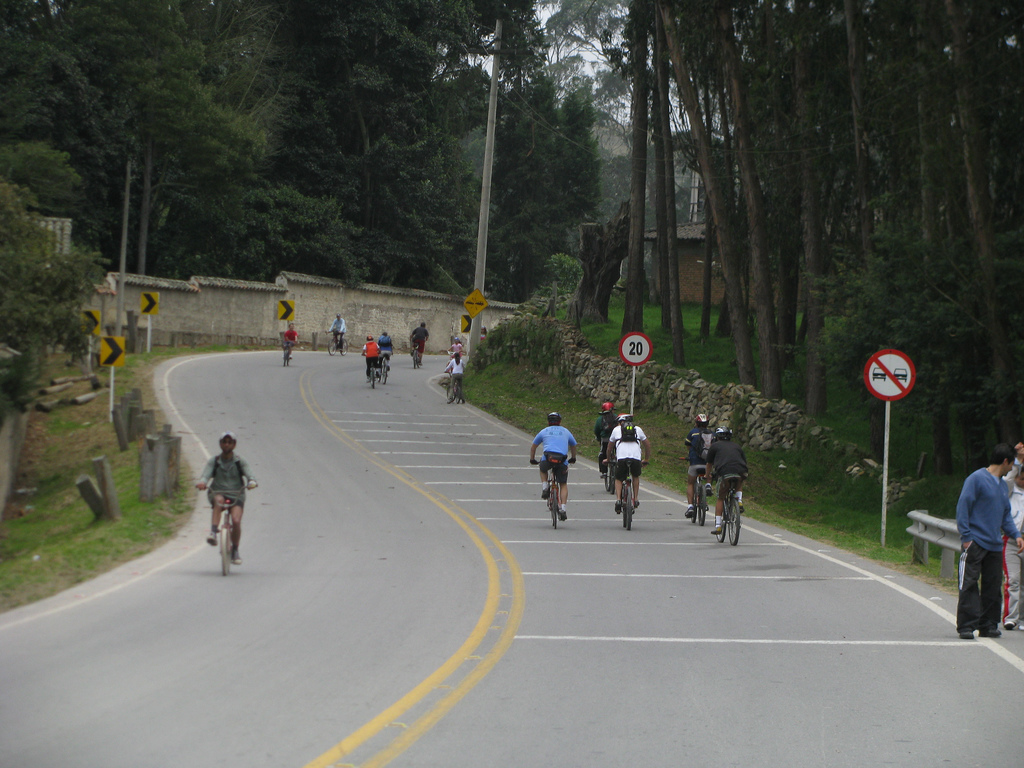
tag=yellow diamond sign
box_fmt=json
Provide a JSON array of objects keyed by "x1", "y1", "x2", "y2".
[{"x1": 464, "y1": 289, "x2": 488, "y2": 319}]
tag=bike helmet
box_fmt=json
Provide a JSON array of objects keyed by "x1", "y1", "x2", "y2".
[
  {"x1": 696, "y1": 413, "x2": 709, "y2": 427},
  {"x1": 366, "y1": 335, "x2": 373, "y2": 340},
  {"x1": 454, "y1": 337, "x2": 462, "y2": 343},
  {"x1": 336, "y1": 313, "x2": 341, "y2": 317},
  {"x1": 618, "y1": 413, "x2": 633, "y2": 423},
  {"x1": 715, "y1": 426, "x2": 732, "y2": 440},
  {"x1": 600, "y1": 401, "x2": 615, "y2": 413},
  {"x1": 547, "y1": 412, "x2": 562, "y2": 425}
]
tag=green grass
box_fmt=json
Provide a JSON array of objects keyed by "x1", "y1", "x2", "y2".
[{"x1": 473, "y1": 301, "x2": 960, "y2": 593}]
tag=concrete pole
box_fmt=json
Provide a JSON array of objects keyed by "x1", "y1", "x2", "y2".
[
  {"x1": 116, "y1": 159, "x2": 131, "y2": 337},
  {"x1": 467, "y1": 19, "x2": 501, "y2": 358}
]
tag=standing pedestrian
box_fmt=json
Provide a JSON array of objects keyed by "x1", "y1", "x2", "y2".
[
  {"x1": 1002, "y1": 443, "x2": 1024, "y2": 630},
  {"x1": 956, "y1": 443, "x2": 1024, "y2": 639}
]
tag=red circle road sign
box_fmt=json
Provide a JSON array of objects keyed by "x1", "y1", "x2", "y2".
[
  {"x1": 864, "y1": 349, "x2": 916, "y2": 401},
  {"x1": 619, "y1": 332, "x2": 653, "y2": 366}
]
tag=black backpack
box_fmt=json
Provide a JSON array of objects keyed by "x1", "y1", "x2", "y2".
[
  {"x1": 697, "y1": 429, "x2": 714, "y2": 462},
  {"x1": 619, "y1": 423, "x2": 638, "y2": 442}
]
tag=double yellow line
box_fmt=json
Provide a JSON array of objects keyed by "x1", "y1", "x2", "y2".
[{"x1": 298, "y1": 370, "x2": 525, "y2": 768}]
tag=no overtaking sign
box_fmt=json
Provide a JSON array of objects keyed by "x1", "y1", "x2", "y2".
[{"x1": 863, "y1": 349, "x2": 916, "y2": 401}]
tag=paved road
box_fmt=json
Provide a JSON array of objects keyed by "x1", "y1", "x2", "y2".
[{"x1": 1, "y1": 349, "x2": 1022, "y2": 767}]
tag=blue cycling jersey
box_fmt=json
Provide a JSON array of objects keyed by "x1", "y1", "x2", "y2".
[{"x1": 532, "y1": 425, "x2": 577, "y2": 456}]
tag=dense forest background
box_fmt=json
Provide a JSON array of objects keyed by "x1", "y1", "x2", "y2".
[{"x1": 3, "y1": 0, "x2": 1024, "y2": 472}]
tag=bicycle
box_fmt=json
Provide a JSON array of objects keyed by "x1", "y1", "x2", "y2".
[
  {"x1": 532, "y1": 457, "x2": 568, "y2": 528},
  {"x1": 618, "y1": 466, "x2": 634, "y2": 530},
  {"x1": 379, "y1": 354, "x2": 390, "y2": 385},
  {"x1": 412, "y1": 346, "x2": 423, "y2": 368},
  {"x1": 211, "y1": 488, "x2": 249, "y2": 575},
  {"x1": 282, "y1": 342, "x2": 294, "y2": 366},
  {"x1": 691, "y1": 469, "x2": 709, "y2": 526},
  {"x1": 716, "y1": 475, "x2": 742, "y2": 545},
  {"x1": 445, "y1": 373, "x2": 465, "y2": 404},
  {"x1": 600, "y1": 442, "x2": 614, "y2": 494},
  {"x1": 327, "y1": 333, "x2": 347, "y2": 356}
]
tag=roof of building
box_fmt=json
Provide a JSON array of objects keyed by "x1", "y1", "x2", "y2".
[
  {"x1": 643, "y1": 222, "x2": 706, "y2": 242},
  {"x1": 104, "y1": 273, "x2": 200, "y2": 293}
]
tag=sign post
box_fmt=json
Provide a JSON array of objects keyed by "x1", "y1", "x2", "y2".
[
  {"x1": 100, "y1": 336, "x2": 127, "y2": 421},
  {"x1": 863, "y1": 349, "x2": 917, "y2": 546},
  {"x1": 618, "y1": 332, "x2": 653, "y2": 414},
  {"x1": 140, "y1": 292, "x2": 159, "y2": 352}
]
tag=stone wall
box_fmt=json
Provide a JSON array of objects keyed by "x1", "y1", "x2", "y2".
[
  {"x1": 89, "y1": 272, "x2": 516, "y2": 353},
  {"x1": 473, "y1": 314, "x2": 844, "y2": 454}
]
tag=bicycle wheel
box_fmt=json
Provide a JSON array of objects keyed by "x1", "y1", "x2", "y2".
[
  {"x1": 370, "y1": 368, "x2": 376, "y2": 388},
  {"x1": 327, "y1": 340, "x2": 337, "y2": 356},
  {"x1": 413, "y1": 350, "x2": 421, "y2": 368},
  {"x1": 604, "y1": 465, "x2": 614, "y2": 493},
  {"x1": 716, "y1": 501, "x2": 728, "y2": 542},
  {"x1": 696, "y1": 489, "x2": 707, "y2": 526},
  {"x1": 283, "y1": 348, "x2": 288, "y2": 367},
  {"x1": 219, "y1": 516, "x2": 231, "y2": 576},
  {"x1": 446, "y1": 379, "x2": 455, "y2": 403},
  {"x1": 624, "y1": 484, "x2": 633, "y2": 530},
  {"x1": 728, "y1": 496, "x2": 741, "y2": 545},
  {"x1": 340, "y1": 340, "x2": 347, "y2": 356},
  {"x1": 381, "y1": 360, "x2": 389, "y2": 385},
  {"x1": 691, "y1": 484, "x2": 702, "y2": 525},
  {"x1": 549, "y1": 480, "x2": 558, "y2": 529}
]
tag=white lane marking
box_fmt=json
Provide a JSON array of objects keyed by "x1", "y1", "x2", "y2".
[
  {"x1": 333, "y1": 421, "x2": 490, "y2": 428},
  {"x1": 502, "y1": 540, "x2": 786, "y2": 546},
  {"x1": 521, "y1": 572, "x2": 872, "y2": 580},
  {"x1": 325, "y1": 411, "x2": 477, "y2": 418},
  {"x1": 358, "y1": 440, "x2": 515, "y2": 446},
  {"x1": 515, "y1": 635, "x2": 979, "y2": 647},
  {"x1": 376, "y1": 452, "x2": 522, "y2": 457},
  {"x1": 461, "y1": 499, "x2": 674, "y2": 504},
  {"x1": 397, "y1": 466, "x2": 527, "y2": 470}
]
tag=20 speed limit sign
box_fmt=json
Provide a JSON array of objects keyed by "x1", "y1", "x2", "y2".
[{"x1": 619, "y1": 332, "x2": 653, "y2": 366}]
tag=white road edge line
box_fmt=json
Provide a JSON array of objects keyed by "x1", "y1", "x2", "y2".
[{"x1": 514, "y1": 635, "x2": 980, "y2": 647}]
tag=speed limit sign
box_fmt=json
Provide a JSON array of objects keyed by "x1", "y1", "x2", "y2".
[{"x1": 619, "y1": 332, "x2": 653, "y2": 366}]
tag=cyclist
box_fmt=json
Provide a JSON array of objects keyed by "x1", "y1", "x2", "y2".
[
  {"x1": 378, "y1": 331, "x2": 394, "y2": 371},
  {"x1": 593, "y1": 401, "x2": 617, "y2": 480},
  {"x1": 609, "y1": 414, "x2": 651, "y2": 514},
  {"x1": 283, "y1": 322, "x2": 298, "y2": 362},
  {"x1": 410, "y1": 322, "x2": 429, "y2": 361},
  {"x1": 529, "y1": 412, "x2": 577, "y2": 521},
  {"x1": 448, "y1": 336, "x2": 464, "y2": 358},
  {"x1": 197, "y1": 432, "x2": 257, "y2": 565},
  {"x1": 329, "y1": 314, "x2": 346, "y2": 348},
  {"x1": 362, "y1": 334, "x2": 380, "y2": 381},
  {"x1": 683, "y1": 413, "x2": 714, "y2": 519},
  {"x1": 444, "y1": 352, "x2": 465, "y2": 401},
  {"x1": 705, "y1": 426, "x2": 748, "y2": 535}
]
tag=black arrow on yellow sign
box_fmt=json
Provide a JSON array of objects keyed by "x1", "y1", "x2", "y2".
[
  {"x1": 461, "y1": 314, "x2": 472, "y2": 334},
  {"x1": 278, "y1": 300, "x2": 295, "y2": 321},
  {"x1": 140, "y1": 292, "x2": 159, "y2": 315},
  {"x1": 82, "y1": 310, "x2": 101, "y2": 336},
  {"x1": 100, "y1": 336, "x2": 126, "y2": 367}
]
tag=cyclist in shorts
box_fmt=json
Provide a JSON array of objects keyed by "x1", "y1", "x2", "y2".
[
  {"x1": 362, "y1": 334, "x2": 379, "y2": 380},
  {"x1": 683, "y1": 413, "x2": 714, "y2": 519},
  {"x1": 410, "y1": 322, "x2": 429, "y2": 359},
  {"x1": 283, "y1": 322, "x2": 298, "y2": 361},
  {"x1": 705, "y1": 426, "x2": 748, "y2": 535},
  {"x1": 529, "y1": 412, "x2": 578, "y2": 521},
  {"x1": 593, "y1": 401, "x2": 617, "y2": 479},
  {"x1": 444, "y1": 352, "x2": 466, "y2": 401},
  {"x1": 609, "y1": 414, "x2": 651, "y2": 513},
  {"x1": 329, "y1": 313, "x2": 346, "y2": 348},
  {"x1": 197, "y1": 431, "x2": 257, "y2": 565},
  {"x1": 378, "y1": 331, "x2": 394, "y2": 366}
]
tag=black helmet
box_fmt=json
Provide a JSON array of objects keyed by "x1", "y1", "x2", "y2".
[
  {"x1": 547, "y1": 412, "x2": 562, "y2": 425},
  {"x1": 715, "y1": 426, "x2": 732, "y2": 440}
]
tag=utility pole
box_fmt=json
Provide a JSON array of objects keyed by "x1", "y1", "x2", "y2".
[
  {"x1": 116, "y1": 159, "x2": 131, "y2": 336},
  {"x1": 467, "y1": 19, "x2": 501, "y2": 358}
]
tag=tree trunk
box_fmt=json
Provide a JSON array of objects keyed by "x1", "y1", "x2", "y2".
[
  {"x1": 844, "y1": 0, "x2": 872, "y2": 261},
  {"x1": 659, "y1": 0, "x2": 755, "y2": 385},
  {"x1": 622, "y1": 0, "x2": 649, "y2": 335},
  {"x1": 715, "y1": 2, "x2": 781, "y2": 398},
  {"x1": 795, "y1": 2, "x2": 827, "y2": 416},
  {"x1": 656, "y1": 11, "x2": 684, "y2": 366},
  {"x1": 945, "y1": 0, "x2": 1021, "y2": 441},
  {"x1": 932, "y1": 404, "x2": 953, "y2": 476},
  {"x1": 651, "y1": 78, "x2": 670, "y2": 323},
  {"x1": 701, "y1": 217, "x2": 713, "y2": 342},
  {"x1": 566, "y1": 203, "x2": 631, "y2": 324},
  {"x1": 136, "y1": 136, "x2": 154, "y2": 275}
]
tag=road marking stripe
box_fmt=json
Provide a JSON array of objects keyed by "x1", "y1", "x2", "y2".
[
  {"x1": 521, "y1": 572, "x2": 872, "y2": 580},
  {"x1": 299, "y1": 370, "x2": 525, "y2": 768},
  {"x1": 515, "y1": 635, "x2": 978, "y2": 647},
  {"x1": 503, "y1": 540, "x2": 786, "y2": 546}
]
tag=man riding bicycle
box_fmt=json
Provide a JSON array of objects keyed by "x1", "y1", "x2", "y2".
[
  {"x1": 283, "y1": 322, "x2": 298, "y2": 361},
  {"x1": 329, "y1": 314, "x2": 346, "y2": 347},
  {"x1": 197, "y1": 432, "x2": 257, "y2": 565},
  {"x1": 530, "y1": 412, "x2": 577, "y2": 521},
  {"x1": 410, "y1": 322, "x2": 429, "y2": 360},
  {"x1": 362, "y1": 335, "x2": 380, "y2": 381},
  {"x1": 593, "y1": 401, "x2": 617, "y2": 480},
  {"x1": 378, "y1": 331, "x2": 394, "y2": 365},
  {"x1": 705, "y1": 426, "x2": 748, "y2": 535},
  {"x1": 609, "y1": 414, "x2": 651, "y2": 514},
  {"x1": 683, "y1": 413, "x2": 714, "y2": 519}
]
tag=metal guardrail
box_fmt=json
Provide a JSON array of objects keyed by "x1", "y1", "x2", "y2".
[{"x1": 906, "y1": 510, "x2": 959, "y2": 578}]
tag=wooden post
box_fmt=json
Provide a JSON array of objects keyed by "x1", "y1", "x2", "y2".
[
  {"x1": 111, "y1": 404, "x2": 129, "y2": 451},
  {"x1": 139, "y1": 437, "x2": 157, "y2": 501},
  {"x1": 126, "y1": 310, "x2": 138, "y2": 353},
  {"x1": 76, "y1": 475, "x2": 107, "y2": 519},
  {"x1": 92, "y1": 456, "x2": 121, "y2": 520}
]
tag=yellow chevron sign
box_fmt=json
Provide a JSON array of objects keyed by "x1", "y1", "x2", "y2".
[
  {"x1": 82, "y1": 309, "x2": 101, "y2": 336},
  {"x1": 100, "y1": 336, "x2": 126, "y2": 367},
  {"x1": 278, "y1": 300, "x2": 295, "y2": 321},
  {"x1": 140, "y1": 292, "x2": 159, "y2": 315}
]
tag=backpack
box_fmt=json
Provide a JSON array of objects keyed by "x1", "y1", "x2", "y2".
[
  {"x1": 697, "y1": 429, "x2": 713, "y2": 462},
  {"x1": 619, "y1": 423, "x2": 638, "y2": 442},
  {"x1": 601, "y1": 412, "x2": 617, "y2": 433}
]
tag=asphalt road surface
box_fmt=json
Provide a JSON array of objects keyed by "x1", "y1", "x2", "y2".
[{"x1": 2, "y1": 349, "x2": 1022, "y2": 768}]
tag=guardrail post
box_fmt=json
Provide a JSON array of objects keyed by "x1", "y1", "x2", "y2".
[{"x1": 940, "y1": 549, "x2": 956, "y2": 579}]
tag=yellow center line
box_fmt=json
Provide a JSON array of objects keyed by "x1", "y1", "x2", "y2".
[{"x1": 298, "y1": 370, "x2": 525, "y2": 768}]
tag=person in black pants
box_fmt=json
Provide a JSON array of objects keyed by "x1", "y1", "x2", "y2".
[{"x1": 956, "y1": 443, "x2": 1024, "y2": 639}]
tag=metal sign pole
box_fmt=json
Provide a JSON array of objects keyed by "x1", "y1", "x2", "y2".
[
  {"x1": 881, "y1": 400, "x2": 891, "y2": 546},
  {"x1": 630, "y1": 367, "x2": 636, "y2": 415},
  {"x1": 109, "y1": 367, "x2": 116, "y2": 422},
  {"x1": 147, "y1": 320, "x2": 152, "y2": 353}
]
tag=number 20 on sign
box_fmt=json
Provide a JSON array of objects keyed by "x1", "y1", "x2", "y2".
[{"x1": 619, "y1": 332, "x2": 653, "y2": 414}]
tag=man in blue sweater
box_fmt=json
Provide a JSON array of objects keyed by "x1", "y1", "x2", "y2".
[{"x1": 956, "y1": 443, "x2": 1024, "y2": 639}]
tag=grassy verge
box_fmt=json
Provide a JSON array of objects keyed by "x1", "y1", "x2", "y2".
[
  {"x1": 0, "y1": 346, "x2": 219, "y2": 611},
  {"x1": 469, "y1": 355, "x2": 958, "y2": 595}
]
